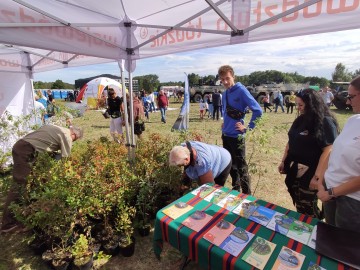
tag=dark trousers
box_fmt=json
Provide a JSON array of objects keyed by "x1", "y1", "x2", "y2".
[
  {"x1": 263, "y1": 102, "x2": 272, "y2": 112},
  {"x1": 222, "y1": 135, "x2": 251, "y2": 194},
  {"x1": 214, "y1": 160, "x2": 232, "y2": 186},
  {"x1": 213, "y1": 105, "x2": 221, "y2": 120},
  {"x1": 287, "y1": 103, "x2": 295, "y2": 114},
  {"x1": 1, "y1": 140, "x2": 36, "y2": 229}
]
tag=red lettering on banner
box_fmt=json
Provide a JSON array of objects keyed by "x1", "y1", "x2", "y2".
[
  {"x1": 282, "y1": 0, "x2": 299, "y2": 22},
  {"x1": 327, "y1": 0, "x2": 359, "y2": 14},
  {"x1": 168, "y1": 30, "x2": 176, "y2": 44},
  {"x1": 303, "y1": 1, "x2": 322, "y2": 18},
  {"x1": 254, "y1": 0, "x2": 359, "y2": 24},
  {"x1": 0, "y1": 7, "x2": 117, "y2": 49},
  {"x1": 149, "y1": 18, "x2": 202, "y2": 48},
  {"x1": 0, "y1": 59, "x2": 20, "y2": 67}
]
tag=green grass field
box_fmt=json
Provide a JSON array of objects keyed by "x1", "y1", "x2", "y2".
[{"x1": 0, "y1": 99, "x2": 353, "y2": 270}]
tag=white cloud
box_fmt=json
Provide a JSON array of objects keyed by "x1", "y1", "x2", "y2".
[{"x1": 34, "y1": 28, "x2": 360, "y2": 84}]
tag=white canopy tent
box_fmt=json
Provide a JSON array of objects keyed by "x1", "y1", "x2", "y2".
[{"x1": 0, "y1": 0, "x2": 359, "y2": 155}]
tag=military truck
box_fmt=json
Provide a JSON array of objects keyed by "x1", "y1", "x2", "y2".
[
  {"x1": 190, "y1": 82, "x2": 307, "y2": 103},
  {"x1": 247, "y1": 82, "x2": 306, "y2": 104},
  {"x1": 330, "y1": 81, "x2": 351, "y2": 110},
  {"x1": 189, "y1": 84, "x2": 224, "y2": 103}
]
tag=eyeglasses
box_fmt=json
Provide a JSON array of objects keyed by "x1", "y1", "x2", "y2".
[{"x1": 346, "y1": 93, "x2": 359, "y2": 101}]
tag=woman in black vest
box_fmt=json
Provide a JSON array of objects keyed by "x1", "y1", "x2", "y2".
[
  {"x1": 107, "y1": 88, "x2": 124, "y2": 143},
  {"x1": 278, "y1": 89, "x2": 339, "y2": 218}
]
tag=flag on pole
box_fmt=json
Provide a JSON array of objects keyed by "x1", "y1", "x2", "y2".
[{"x1": 171, "y1": 73, "x2": 189, "y2": 131}]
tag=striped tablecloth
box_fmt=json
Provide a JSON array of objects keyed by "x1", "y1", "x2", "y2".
[{"x1": 153, "y1": 184, "x2": 354, "y2": 270}]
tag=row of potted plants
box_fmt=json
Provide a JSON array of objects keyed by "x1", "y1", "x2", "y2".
[{"x1": 9, "y1": 132, "x2": 202, "y2": 268}]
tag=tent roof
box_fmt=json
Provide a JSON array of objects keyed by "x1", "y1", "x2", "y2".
[{"x1": 1, "y1": 0, "x2": 360, "y2": 74}]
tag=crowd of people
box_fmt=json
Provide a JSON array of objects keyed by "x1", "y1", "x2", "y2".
[{"x1": 2, "y1": 67, "x2": 359, "y2": 240}]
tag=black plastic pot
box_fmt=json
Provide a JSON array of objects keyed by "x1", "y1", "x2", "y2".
[
  {"x1": 102, "y1": 240, "x2": 120, "y2": 256},
  {"x1": 138, "y1": 225, "x2": 151, "y2": 237},
  {"x1": 72, "y1": 255, "x2": 93, "y2": 270},
  {"x1": 119, "y1": 236, "x2": 136, "y2": 257}
]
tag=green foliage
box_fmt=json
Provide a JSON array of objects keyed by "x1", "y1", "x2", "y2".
[
  {"x1": 71, "y1": 234, "x2": 92, "y2": 265},
  {"x1": 332, "y1": 63, "x2": 353, "y2": 82}
]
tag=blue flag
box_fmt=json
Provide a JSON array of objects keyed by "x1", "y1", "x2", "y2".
[{"x1": 171, "y1": 73, "x2": 189, "y2": 131}]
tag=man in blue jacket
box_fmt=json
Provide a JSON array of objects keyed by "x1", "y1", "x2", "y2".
[{"x1": 218, "y1": 65, "x2": 262, "y2": 194}]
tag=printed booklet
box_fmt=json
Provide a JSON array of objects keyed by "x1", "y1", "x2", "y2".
[
  {"x1": 219, "y1": 227, "x2": 255, "y2": 257},
  {"x1": 204, "y1": 189, "x2": 229, "y2": 204},
  {"x1": 191, "y1": 184, "x2": 216, "y2": 198},
  {"x1": 307, "y1": 261, "x2": 326, "y2": 270},
  {"x1": 287, "y1": 220, "x2": 314, "y2": 245},
  {"x1": 216, "y1": 194, "x2": 243, "y2": 211},
  {"x1": 248, "y1": 206, "x2": 276, "y2": 226},
  {"x1": 182, "y1": 210, "x2": 213, "y2": 232},
  {"x1": 272, "y1": 246, "x2": 305, "y2": 270},
  {"x1": 203, "y1": 219, "x2": 235, "y2": 246},
  {"x1": 266, "y1": 212, "x2": 295, "y2": 235},
  {"x1": 162, "y1": 202, "x2": 194, "y2": 220},
  {"x1": 232, "y1": 199, "x2": 258, "y2": 218},
  {"x1": 307, "y1": 225, "x2": 317, "y2": 249},
  {"x1": 242, "y1": 236, "x2": 277, "y2": 270}
]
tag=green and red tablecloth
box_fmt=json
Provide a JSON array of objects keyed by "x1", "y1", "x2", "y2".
[{"x1": 153, "y1": 184, "x2": 354, "y2": 270}]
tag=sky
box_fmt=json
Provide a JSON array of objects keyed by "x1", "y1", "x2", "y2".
[{"x1": 34, "y1": 28, "x2": 360, "y2": 84}]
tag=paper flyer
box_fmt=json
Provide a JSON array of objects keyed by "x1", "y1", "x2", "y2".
[
  {"x1": 287, "y1": 220, "x2": 314, "y2": 244},
  {"x1": 203, "y1": 219, "x2": 236, "y2": 246},
  {"x1": 216, "y1": 194, "x2": 243, "y2": 211},
  {"x1": 232, "y1": 199, "x2": 258, "y2": 218},
  {"x1": 307, "y1": 225, "x2": 317, "y2": 249},
  {"x1": 307, "y1": 261, "x2": 326, "y2": 270},
  {"x1": 272, "y1": 246, "x2": 305, "y2": 270},
  {"x1": 248, "y1": 206, "x2": 276, "y2": 226},
  {"x1": 219, "y1": 227, "x2": 255, "y2": 257},
  {"x1": 191, "y1": 184, "x2": 216, "y2": 198},
  {"x1": 204, "y1": 189, "x2": 229, "y2": 204},
  {"x1": 182, "y1": 210, "x2": 213, "y2": 232},
  {"x1": 266, "y1": 212, "x2": 295, "y2": 235},
  {"x1": 162, "y1": 202, "x2": 193, "y2": 220},
  {"x1": 242, "y1": 236, "x2": 277, "y2": 270}
]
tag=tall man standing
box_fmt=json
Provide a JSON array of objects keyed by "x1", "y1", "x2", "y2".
[{"x1": 218, "y1": 65, "x2": 262, "y2": 194}]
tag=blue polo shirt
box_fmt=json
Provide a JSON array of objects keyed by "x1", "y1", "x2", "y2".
[{"x1": 183, "y1": 141, "x2": 231, "y2": 180}]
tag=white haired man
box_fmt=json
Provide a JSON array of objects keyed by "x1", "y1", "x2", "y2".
[{"x1": 169, "y1": 141, "x2": 231, "y2": 187}]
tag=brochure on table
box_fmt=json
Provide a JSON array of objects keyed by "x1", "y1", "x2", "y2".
[
  {"x1": 191, "y1": 184, "x2": 216, "y2": 198},
  {"x1": 242, "y1": 236, "x2": 277, "y2": 270},
  {"x1": 272, "y1": 246, "x2": 305, "y2": 270},
  {"x1": 182, "y1": 210, "x2": 212, "y2": 232},
  {"x1": 248, "y1": 205, "x2": 276, "y2": 226},
  {"x1": 216, "y1": 194, "x2": 243, "y2": 211},
  {"x1": 162, "y1": 202, "x2": 193, "y2": 220},
  {"x1": 219, "y1": 227, "x2": 255, "y2": 257},
  {"x1": 203, "y1": 219, "x2": 236, "y2": 246}
]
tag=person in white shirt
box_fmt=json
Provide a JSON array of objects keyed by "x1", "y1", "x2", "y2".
[
  {"x1": 321, "y1": 86, "x2": 334, "y2": 107},
  {"x1": 317, "y1": 75, "x2": 360, "y2": 232},
  {"x1": 33, "y1": 94, "x2": 45, "y2": 126}
]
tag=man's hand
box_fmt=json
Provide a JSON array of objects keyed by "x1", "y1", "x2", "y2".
[
  {"x1": 235, "y1": 122, "x2": 246, "y2": 132},
  {"x1": 317, "y1": 185, "x2": 331, "y2": 202}
]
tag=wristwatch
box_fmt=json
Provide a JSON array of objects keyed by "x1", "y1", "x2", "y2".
[{"x1": 328, "y1": 187, "x2": 336, "y2": 198}]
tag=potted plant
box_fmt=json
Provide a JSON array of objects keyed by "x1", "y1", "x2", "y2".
[
  {"x1": 115, "y1": 204, "x2": 136, "y2": 257},
  {"x1": 71, "y1": 234, "x2": 93, "y2": 270}
]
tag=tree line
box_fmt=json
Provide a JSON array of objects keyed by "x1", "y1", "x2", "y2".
[{"x1": 33, "y1": 63, "x2": 359, "y2": 92}]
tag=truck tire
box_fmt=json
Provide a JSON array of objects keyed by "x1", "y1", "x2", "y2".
[{"x1": 193, "y1": 93, "x2": 203, "y2": 103}]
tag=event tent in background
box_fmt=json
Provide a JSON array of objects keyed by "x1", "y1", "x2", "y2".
[
  {"x1": 1, "y1": 0, "x2": 360, "y2": 155},
  {"x1": 76, "y1": 77, "x2": 123, "y2": 106}
]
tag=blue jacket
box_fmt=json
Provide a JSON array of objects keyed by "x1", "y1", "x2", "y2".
[{"x1": 222, "y1": 82, "x2": 262, "y2": 137}]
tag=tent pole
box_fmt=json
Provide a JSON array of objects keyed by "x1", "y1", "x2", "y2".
[
  {"x1": 118, "y1": 60, "x2": 131, "y2": 158},
  {"x1": 128, "y1": 68, "x2": 136, "y2": 160}
]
